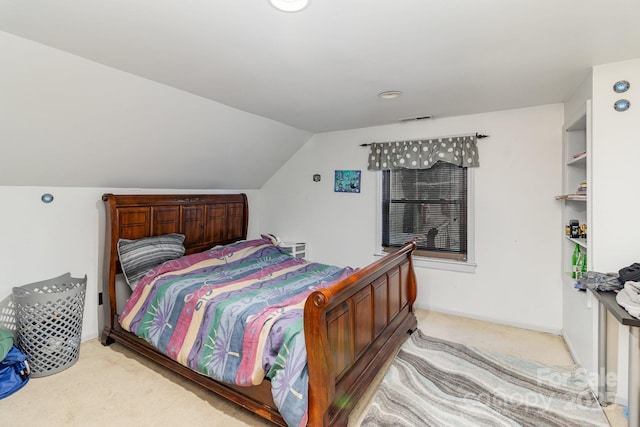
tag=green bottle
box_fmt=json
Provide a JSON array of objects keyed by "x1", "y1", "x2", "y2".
[
  {"x1": 571, "y1": 244, "x2": 580, "y2": 279},
  {"x1": 582, "y1": 252, "x2": 587, "y2": 274}
]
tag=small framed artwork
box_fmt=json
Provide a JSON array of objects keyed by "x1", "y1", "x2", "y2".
[{"x1": 334, "y1": 170, "x2": 361, "y2": 193}]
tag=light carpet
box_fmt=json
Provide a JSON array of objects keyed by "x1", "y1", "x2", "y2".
[{"x1": 361, "y1": 329, "x2": 609, "y2": 427}]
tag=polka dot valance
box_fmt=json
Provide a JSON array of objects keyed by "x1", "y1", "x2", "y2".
[{"x1": 367, "y1": 134, "x2": 479, "y2": 170}]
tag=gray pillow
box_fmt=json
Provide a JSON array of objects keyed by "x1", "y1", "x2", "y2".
[{"x1": 117, "y1": 233, "x2": 185, "y2": 291}]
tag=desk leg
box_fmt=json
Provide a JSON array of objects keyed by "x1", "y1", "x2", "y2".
[
  {"x1": 629, "y1": 327, "x2": 640, "y2": 427},
  {"x1": 598, "y1": 302, "x2": 607, "y2": 403}
]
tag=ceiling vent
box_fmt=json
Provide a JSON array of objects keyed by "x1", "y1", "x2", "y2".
[{"x1": 399, "y1": 115, "x2": 432, "y2": 122}]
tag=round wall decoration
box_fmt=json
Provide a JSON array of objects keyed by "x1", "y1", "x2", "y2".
[
  {"x1": 613, "y1": 80, "x2": 630, "y2": 93},
  {"x1": 614, "y1": 99, "x2": 630, "y2": 112}
]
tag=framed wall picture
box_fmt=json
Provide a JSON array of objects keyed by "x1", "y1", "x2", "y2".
[{"x1": 334, "y1": 170, "x2": 361, "y2": 193}]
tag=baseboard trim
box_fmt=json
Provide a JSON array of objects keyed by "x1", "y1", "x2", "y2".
[{"x1": 416, "y1": 304, "x2": 562, "y2": 336}]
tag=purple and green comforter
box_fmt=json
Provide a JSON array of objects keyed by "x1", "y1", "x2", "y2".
[{"x1": 119, "y1": 237, "x2": 355, "y2": 427}]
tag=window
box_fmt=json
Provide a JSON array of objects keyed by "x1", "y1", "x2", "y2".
[
  {"x1": 368, "y1": 134, "x2": 479, "y2": 269},
  {"x1": 382, "y1": 162, "x2": 468, "y2": 261}
]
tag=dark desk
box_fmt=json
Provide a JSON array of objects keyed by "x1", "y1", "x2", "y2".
[{"x1": 590, "y1": 289, "x2": 640, "y2": 427}]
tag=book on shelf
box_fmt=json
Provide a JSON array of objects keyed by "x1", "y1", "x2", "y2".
[{"x1": 555, "y1": 194, "x2": 587, "y2": 200}]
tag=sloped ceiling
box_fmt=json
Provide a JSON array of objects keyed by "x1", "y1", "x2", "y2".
[
  {"x1": 0, "y1": 31, "x2": 312, "y2": 189},
  {"x1": 1, "y1": 0, "x2": 640, "y2": 189}
]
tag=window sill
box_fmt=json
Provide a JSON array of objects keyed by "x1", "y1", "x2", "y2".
[{"x1": 374, "y1": 252, "x2": 477, "y2": 273}]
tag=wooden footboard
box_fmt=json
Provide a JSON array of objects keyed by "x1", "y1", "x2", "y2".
[
  {"x1": 100, "y1": 193, "x2": 417, "y2": 427},
  {"x1": 305, "y1": 242, "x2": 417, "y2": 427}
]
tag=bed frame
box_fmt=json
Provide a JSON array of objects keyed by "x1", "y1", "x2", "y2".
[{"x1": 100, "y1": 193, "x2": 417, "y2": 427}]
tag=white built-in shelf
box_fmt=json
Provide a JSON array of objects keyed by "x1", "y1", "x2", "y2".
[
  {"x1": 555, "y1": 194, "x2": 587, "y2": 201},
  {"x1": 567, "y1": 153, "x2": 587, "y2": 166},
  {"x1": 565, "y1": 235, "x2": 587, "y2": 249},
  {"x1": 566, "y1": 114, "x2": 587, "y2": 132}
]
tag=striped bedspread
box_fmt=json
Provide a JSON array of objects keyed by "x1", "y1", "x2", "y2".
[{"x1": 119, "y1": 237, "x2": 355, "y2": 427}]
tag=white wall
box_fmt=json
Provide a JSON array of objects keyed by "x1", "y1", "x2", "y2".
[
  {"x1": 591, "y1": 57, "x2": 640, "y2": 405},
  {"x1": 261, "y1": 104, "x2": 565, "y2": 333},
  {"x1": 0, "y1": 186, "x2": 262, "y2": 342},
  {"x1": 591, "y1": 58, "x2": 640, "y2": 272}
]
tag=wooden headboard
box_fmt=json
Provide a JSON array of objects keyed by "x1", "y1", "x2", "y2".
[{"x1": 101, "y1": 193, "x2": 249, "y2": 339}]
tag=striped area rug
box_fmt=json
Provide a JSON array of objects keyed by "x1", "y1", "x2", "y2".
[{"x1": 361, "y1": 329, "x2": 609, "y2": 427}]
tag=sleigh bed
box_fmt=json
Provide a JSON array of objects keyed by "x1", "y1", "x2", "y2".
[{"x1": 100, "y1": 193, "x2": 417, "y2": 427}]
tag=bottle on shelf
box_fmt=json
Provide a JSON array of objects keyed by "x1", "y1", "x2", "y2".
[
  {"x1": 575, "y1": 251, "x2": 584, "y2": 280},
  {"x1": 571, "y1": 243, "x2": 581, "y2": 279}
]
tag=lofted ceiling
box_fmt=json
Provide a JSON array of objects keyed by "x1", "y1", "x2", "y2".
[{"x1": 1, "y1": 0, "x2": 640, "y2": 134}]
